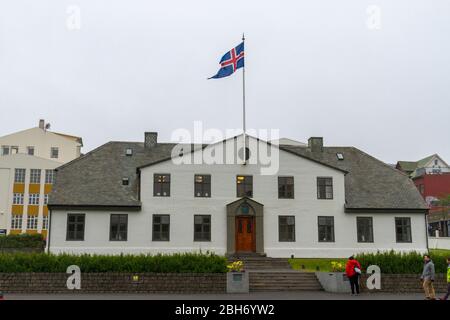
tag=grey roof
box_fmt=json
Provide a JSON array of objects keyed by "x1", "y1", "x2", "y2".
[
  {"x1": 49, "y1": 142, "x2": 176, "y2": 208},
  {"x1": 280, "y1": 145, "x2": 428, "y2": 211},
  {"x1": 49, "y1": 140, "x2": 428, "y2": 211}
]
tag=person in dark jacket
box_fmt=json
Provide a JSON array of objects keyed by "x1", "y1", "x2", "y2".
[
  {"x1": 420, "y1": 254, "x2": 436, "y2": 300},
  {"x1": 345, "y1": 256, "x2": 362, "y2": 295}
]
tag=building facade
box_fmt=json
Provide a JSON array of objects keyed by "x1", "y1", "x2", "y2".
[
  {"x1": 396, "y1": 154, "x2": 450, "y2": 238},
  {"x1": 0, "y1": 120, "x2": 82, "y2": 236},
  {"x1": 48, "y1": 133, "x2": 428, "y2": 258}
]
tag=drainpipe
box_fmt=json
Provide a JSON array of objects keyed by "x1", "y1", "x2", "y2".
[{"x1": 47, "y1": 208, "x2": 52, "y2": 254}]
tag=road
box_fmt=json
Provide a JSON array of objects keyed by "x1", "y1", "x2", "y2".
[{"x1": 2, "y1": 291, "x2": 439, "y2": 300}]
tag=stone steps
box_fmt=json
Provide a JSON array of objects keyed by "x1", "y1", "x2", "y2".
[{"x1": 249, "y1": 272, "x2": 323, "y2": 292}]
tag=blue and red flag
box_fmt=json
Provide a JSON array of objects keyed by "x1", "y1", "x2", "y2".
[{"x1": 209, "y1": 42, "x2": 244, "y2": 79}]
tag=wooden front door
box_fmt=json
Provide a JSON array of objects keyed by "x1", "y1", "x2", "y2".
[{"x1": 235, "y1": 216, "x2": 255, "y2": 252}]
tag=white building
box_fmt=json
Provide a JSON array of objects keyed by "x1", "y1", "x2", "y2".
[
  {"x1": 48, "y1": 133, "x2": 429, "y2": 258},
  {"x1": 0, "y1": 120, "x2": 83, "y2": 236}
]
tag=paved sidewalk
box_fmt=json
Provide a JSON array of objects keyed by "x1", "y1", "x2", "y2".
[{"x1": 2, "y1": 291, "x2": 441, "y2": 300}]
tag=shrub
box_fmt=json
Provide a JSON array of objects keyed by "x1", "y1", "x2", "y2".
[
  {"x1": 355, "y1": 250, "x2": 448, "y2": 274},
  {"x1": 0, "y1": 234, "x2": 45, "y2": 249},
  {"x1": 0, "y1": 252, "x2": 228, "y2": 273}
]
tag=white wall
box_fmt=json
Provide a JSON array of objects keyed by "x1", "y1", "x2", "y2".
[
  {"x1": 428, "y1": 237, "x2": 450, "y2": 250},
  {"x1": 0, "y1": 127, "x2": 81, "y2": 164},
  {"x1": 49, "y1": 137, "x2": 428, "y2": 257},
  {"x1": 0, "y1": 168, "x2": 10, "y2": 231}
]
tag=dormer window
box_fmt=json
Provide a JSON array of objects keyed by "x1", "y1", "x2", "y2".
[
  {"x1": 122, "y1": 178, "x2": 129, "y2": 186},
  {"x1": 336, "y1": 153, "x2": 344, "y2": 160},
  {"x1": 125, "y1": 148, "x2": 133, "y2": 156}
]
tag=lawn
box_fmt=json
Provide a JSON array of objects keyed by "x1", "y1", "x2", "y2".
[
  {"x1": 430, "y1": 249, "x2": 450, "y2": 256},
  {"x1": 289, "y1": 249, "x2": 450, "y2": 273},
  {"x1": 288, "y1": 258, "x2": 346, "y2": 272}
]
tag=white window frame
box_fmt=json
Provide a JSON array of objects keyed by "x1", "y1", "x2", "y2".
[
  {"x1": 30, "y1": 169, "x2": 41, "y2": 184},
  {"x1": 50, "y1": 147, "x2": 59, "y2": 159},
  {"x1": 13, "y1": 193, "x2": 24, "y2": 205},
  {"x1": 27, "y1": 146, "x2": 35, "y2": 156},
  {"x1": 26, "y1": 215, "x2": 38, "y2": 230},
  {"x1": 1, "y1": 145, "x2": 10, "y2": 155},
  {"x1": 44, "y1": 194, "x2": 49, "y2": 205},
  {"x1": 45, "y1": 170, "x2": 55, "y2": 184},
  {"x1": 42, "y1": 216, "x2": 49, "y2": 230},
  {"x1": 29, "y1": 193, "x2": 40, "y2": 205},
  {"x1": 11, "y1": 215, "x2": 23, "y2": 229},
  {"x1": 14, "y1": 168, "x2": 26, "y2": 183}
]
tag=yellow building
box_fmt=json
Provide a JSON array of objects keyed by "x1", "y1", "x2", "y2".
[{"x1": 0, "y1": 120, "x2": 82, "y2": 238}]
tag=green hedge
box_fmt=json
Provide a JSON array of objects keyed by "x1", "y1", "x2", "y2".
[
  {"x1": 355, "y1": 250, "x2": 449, "y2": 274},
  {"x1": 0, "y1": 234, "x2": 45, "y2": 249},
  {"x1": 0, "y1": 252, "x2": 228, "y2": 273}
]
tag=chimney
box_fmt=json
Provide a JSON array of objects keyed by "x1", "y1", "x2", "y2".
[
  {"x1": 308, "y1": 137, "x2": 323, "y2": 152},
  {"x1": 144, "y1": 132, "x2": 158, "y2": 148},
  {"x1": 39, "y1": 119, "x2": 45, "y2": 129}
]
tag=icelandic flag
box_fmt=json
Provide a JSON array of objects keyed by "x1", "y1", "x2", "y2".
[{"x1": 209, "y1": 42, "x2": 244, "y2": 79}]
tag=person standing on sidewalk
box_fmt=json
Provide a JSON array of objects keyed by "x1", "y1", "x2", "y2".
[
  {"x1": 441, "y1": 257, "x2": 450, "y2": 300},
  {"x1": 345, "y1": 256, "x2": 362, "y2": 295},
  {"x1": 420, "y1": 254, "x2": 436, "y2": 300}
]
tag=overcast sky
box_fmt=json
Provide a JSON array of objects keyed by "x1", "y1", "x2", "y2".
[{"x1": 0, "y1": 0, "x2": 449, "y2": 164}]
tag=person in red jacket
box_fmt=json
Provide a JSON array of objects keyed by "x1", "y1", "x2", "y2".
[{"x1": 345, "y1": 256, "x2": 362, "y2": 295}]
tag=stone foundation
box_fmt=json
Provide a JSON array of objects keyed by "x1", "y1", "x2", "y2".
[{"x1": 0, "y1": 273, "x2": 226, "y2": 294}]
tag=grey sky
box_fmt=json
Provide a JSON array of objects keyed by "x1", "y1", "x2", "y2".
[{"x1": 0, "y1": 0, "x2": 449, "y2": 164}]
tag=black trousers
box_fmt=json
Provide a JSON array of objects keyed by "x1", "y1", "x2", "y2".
[{"x1": 349, "y1": 275, "x2": 360, "y2": 294}]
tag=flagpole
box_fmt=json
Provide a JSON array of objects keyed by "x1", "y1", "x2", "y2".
[{"x1": 242, "y1": 33, "x2": 247, "y2": 165}]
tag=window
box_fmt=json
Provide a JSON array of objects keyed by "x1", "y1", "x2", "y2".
[
  {"x1": 27, "y1": 146, "x2": 35, "y2": 156},
  {"x1": 152, "y1": 215, "x2": 170, "y2": 241},
  {"x1": 110, "y1": 214, "x2": 128, "y2": 241},
  {"x1": 194, "y1": 215, "x2": 211, "y2": 241},
  {"x1": 279, "y1": 216, "x2": 295, "y2": 242},
  {"x1": 13, "y1": 193, "x2": 24, "y2": 205},
  {"x1": 50, "y1": 147, "x2": 59, "y2": 159},
  {"x1": 122, "y1": 178, "x2": 129, "y2": 186},
  {"x1": 14, "y1": 168, "x2": 26, "y2": 183},
  {"x1": 194, "y1": 175, "x2": 211, "y2": 197},
  {"x1": 45, "y1": 170, "x2": 55, "y2": 184},
  {"x1": 44, "y1": 194, "x2": 49, "y2": 205},
  {"x1": 357, "y1": 217, "x2": 374, "y2": 243},
  {"x1": 236, "y1": 175, "x2": 253, "y2": 197},
  {"x1": 1, "y1": 146, "x2": 9, "y2": 156},
  {"x1": 395, "y1": 217, "x2": 412, "y2": 243},
  {"x1": 317, "y1": 177, "x2": 333, "y2": 199},
  {"x1": 278, "y1": 176, "x2": 294, "y2": 199},
  {"x1": 418, "y1": 184, "x2": 425, "y2": 195},
  {"x1": 26, "y1": 215, "x2": 38, "y2": 230},
  {"x1": 336, "y1": 153, "x2": 344, "y2": 160},
  {"x1": 29, "y1": 193, "x2": 40, "y2": 205},
  {"x1": 11, "y1": 215, "x2": 22, "y2": 229},
  {"x1": 318, "y1": 216, "x2": 335, "y2": 242},
  {"x1": 11, "y1": 146, "x2": 19, "y2": 154},
  {"x1": 66, "y1": 214, "x2": 85, "y2": 241},
  {"x1": 42, "y1": 216, "x2": 49, "y2": 230},
  {"x1": 125, "y1": 148, "x2": 133, "y2": 156},
  {"x1": 153, "y1": 174, "x2": 170, "y2": 197},
  {"x1": 30, "y1": 169, "x2": 41, "y2": 184}
]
